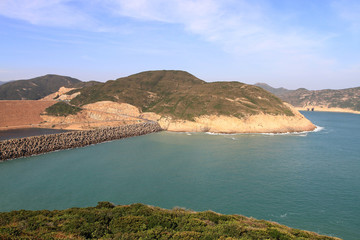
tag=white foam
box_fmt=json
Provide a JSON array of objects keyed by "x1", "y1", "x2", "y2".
[
  {"x1": 205, "y1": 132, "x2": 236, "y2": 136},
  {"x1": 203, "y1": 125, "x2": 324, "y2": 137}
]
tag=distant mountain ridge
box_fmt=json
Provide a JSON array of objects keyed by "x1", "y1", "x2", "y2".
[
  {"x1": 255, "y1": 83, "x2": 360, "y2": 112},
  {"x1": 0, "y1": 75, "x2": 99, "y2": 100},
  {"x1": 0, "y1": 81, "x2": 6, "y2": 86},
  {"x1": 254, "y1": 83, "x2": 291, "y2": 96}
]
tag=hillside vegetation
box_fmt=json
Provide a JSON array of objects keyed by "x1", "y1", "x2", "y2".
[
  {"x1": 0, "y1": 75, "x2": 99, "y2": 100},
  {"x1": 70, "y1": 70, "x2": 294, "y2": 120},
  {"x1": 0, "y1": 202, "x2": 340, "y2": 240},
  {"x1": 45, "y1": 102, "x2": 82, "y2": 116},
  {"x1": 255, "y1": 83, "x2": 360, "y2": 111}
]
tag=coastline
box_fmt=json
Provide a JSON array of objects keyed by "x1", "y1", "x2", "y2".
[
  {"x1": 158, "y1": 104, "x2": 316, "y2": 134},
  {"x1": 295, "y1": 106, "x2": 360, "y2": 115}
]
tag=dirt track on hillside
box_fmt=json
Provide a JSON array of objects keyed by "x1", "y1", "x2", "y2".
[{"x1": 0, "y1": 100, "x2": 56, "y2": 129}]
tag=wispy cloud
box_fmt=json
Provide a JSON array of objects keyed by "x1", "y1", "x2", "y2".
[
  {"x1": 332, "y1": 0, "x2": 360, "y2": 32},
  {"x1": 1, "y1": 0, "x2": 357, "y2": 89},
  {"x1": 0, "y1": 0, "x2": 95, "y2": 28},
  {"x1": 105, "y1": 0, "x2": 326, "y2": 55},
  {"x1": 0, "y1": 0, "x2": 329, "y2": 54}
]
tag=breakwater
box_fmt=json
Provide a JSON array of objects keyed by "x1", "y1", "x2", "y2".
[{"x1": 0, "y1": 122, "x2": 162, "y2": 161}]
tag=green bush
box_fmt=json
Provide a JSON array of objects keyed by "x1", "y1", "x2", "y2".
[
  {"x1": 45, "y1": 102, "x2": 82, "y2": 116},
  {"x1": 0, "y1": 202, "x2": 339, "y2": 240}
]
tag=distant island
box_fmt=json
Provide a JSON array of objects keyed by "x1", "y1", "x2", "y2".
[
  {"x1": 0, "y1": 70, "x2": 315, "y2": 133},
  {"x1": 255, "y1": 83, "x2": 360, "y2": 114},
  {"x1": 0, "y1": 202, "x2": 341, "y2": 239}
]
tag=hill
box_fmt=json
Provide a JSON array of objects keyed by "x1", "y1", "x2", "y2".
[
  {"x1": 66, "y1": 70, "x2": 315, "y2": 133},
  {"x1": 71, "y1": 70, "x2": 294, "y2": 120},
  {"x1": 0, "y1": 81, "x2": 6, "y2": 86},
  {"x1": 255, "y1": 83, "x2": 360, "y2": 112},
  {"x1": 0, "y1": 202, "x2": 340, "y2": 240},
  {"x1": 0, "y1": 75, "x2": 99, "y2": 100}
]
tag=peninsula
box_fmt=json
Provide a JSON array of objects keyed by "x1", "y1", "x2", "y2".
[{"x1": 5, "y1": 70, "x2": 314, "y2": 133}]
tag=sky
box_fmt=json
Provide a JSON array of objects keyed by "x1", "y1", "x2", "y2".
[{"x1": 0, "y1": 0, "x2": 359, "y2": 90}]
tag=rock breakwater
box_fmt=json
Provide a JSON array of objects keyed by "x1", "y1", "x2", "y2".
[{"x1": 0, "y1": 122, "x2": 162, "y2": 161}]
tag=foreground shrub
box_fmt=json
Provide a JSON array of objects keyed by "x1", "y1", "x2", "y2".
[{"x1": 0, "y1": 202, "x2": 341, "y2": 240}]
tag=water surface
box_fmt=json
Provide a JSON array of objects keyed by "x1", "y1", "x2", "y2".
[
  {"x1": 0, "y1": 112, "x2": 359, "y2": 239},
  {"x1": 0, "y1": 128, "x2": 70, "y2": 140}
]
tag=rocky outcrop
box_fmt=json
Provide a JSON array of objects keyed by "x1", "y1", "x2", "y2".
[
  {"x1": 40, "y1": 87, "x2": 80, "y2": 101},
  {"x1": 0, "y1": 122, "x2": 162, "y2": 161}
]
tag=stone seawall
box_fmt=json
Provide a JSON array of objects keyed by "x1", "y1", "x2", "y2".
[{"x1": 0, "y1": 122, "x2": 162, "y2": 162}]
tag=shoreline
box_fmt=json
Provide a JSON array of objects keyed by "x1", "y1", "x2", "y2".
[
  {"x1": 296, "y1": 107, "x2": 360, "y2": 115},
  {"x1": 167, "y1": 125, "x2": 324, "y2": 136},
  {"x1": 0, "y1": 122, "x2": 162, "y2": 162}
]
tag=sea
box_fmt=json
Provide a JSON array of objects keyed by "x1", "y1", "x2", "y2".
[{"x1": 0, "y1": 112, "x2": 359, "y2": 240}]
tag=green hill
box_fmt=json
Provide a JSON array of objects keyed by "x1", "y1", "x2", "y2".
[
  {"x1": 0, "y1": 202, "x2": 340, "y2": 240},
  {"x1": 70, "y1": 70, "x2": 294, "y2": 120},
  {"x1": 0, "y1": 75, "x2": 100, "y2": 100}
]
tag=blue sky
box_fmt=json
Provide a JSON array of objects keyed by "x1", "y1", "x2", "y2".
[{"x1": 0, "y1": 0, "x2": 359, "y2": 89}]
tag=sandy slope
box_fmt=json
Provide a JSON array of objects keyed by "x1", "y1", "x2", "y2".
[{"x1": 0, "y1": 100, "x2": 56, "y2": 129}]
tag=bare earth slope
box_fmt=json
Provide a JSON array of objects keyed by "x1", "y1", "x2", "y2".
[{"x1": 0, "y1": 100, "x2": 56, "y2": 129}]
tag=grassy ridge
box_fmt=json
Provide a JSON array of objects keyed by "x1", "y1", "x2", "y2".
[
  {"x1": 70, "y1": 70, "x2": 294, "y2": 121},
  {"x1": 0, "y1": 202, "x2": 340, "y2": 240}
]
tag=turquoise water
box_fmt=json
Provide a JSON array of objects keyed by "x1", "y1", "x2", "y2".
[{"x1": 0, "y1": 112, "x2": 359, "y2": 239}]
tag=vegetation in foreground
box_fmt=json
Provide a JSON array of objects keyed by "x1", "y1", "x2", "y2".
[
  {"x1": 0, "y1": 202, "x2": 340, "y2": 240},
  {"x1": 45, "y1": 102, "x2": 82, "y2": 116}
]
